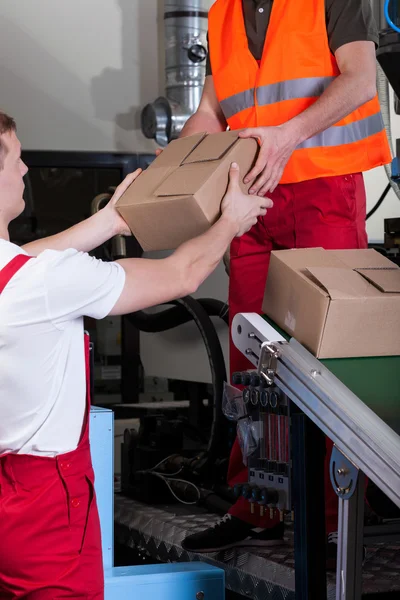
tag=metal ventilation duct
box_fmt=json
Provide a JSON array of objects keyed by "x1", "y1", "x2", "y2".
[{"x1": 141, "y1": 1, "x2": 209, "y2": 146}]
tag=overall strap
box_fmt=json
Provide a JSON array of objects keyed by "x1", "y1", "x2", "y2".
[{"x1": 0, "y1": 255, "x2": 33, "y2": 294}]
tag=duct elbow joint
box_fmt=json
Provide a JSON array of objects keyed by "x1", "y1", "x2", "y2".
[
  {"x1": 141, "y1": 97, "x2": 172, "y2": 148},
  {"x1": 141, "y1": 97, "x2": 195, "y2": 146},
  {"x1": 141, "y1": 1, "x2": 209, "y2": 147}
]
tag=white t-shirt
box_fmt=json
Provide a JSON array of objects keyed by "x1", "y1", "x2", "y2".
[{"x1": 0, "y1": 240, "x2": 125, "y2": 456}]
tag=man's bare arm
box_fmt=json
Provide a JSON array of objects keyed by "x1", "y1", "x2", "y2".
[
  {"x1": 111, "y1": 217, "x2": 237, "y2": 315},
  {"x1": 180, "y1": 76, "x2": 227, "y2": 138},
  {"x1": 282, "y1": 41, "x2": 377, "y2": 148}
]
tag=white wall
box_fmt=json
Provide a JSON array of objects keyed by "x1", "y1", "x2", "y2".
[
  {"x1": 0, "y1": 0, "x2": 399, "y2": 382},
  {"x1": 0, "y1": 0, "x2": 161, "y2": 153}
]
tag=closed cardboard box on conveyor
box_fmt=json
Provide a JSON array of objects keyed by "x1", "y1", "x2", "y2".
[{"x1": 262, "y1": 248, "x2": 400, "y2": 358}]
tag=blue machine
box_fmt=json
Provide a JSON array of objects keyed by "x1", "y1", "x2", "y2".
[
  {"x1": 90, "y1": 407, "x2": 114, "y2": 569},
  {"x1": 104, "y1": 563, "x2": 225, "y2": 600},
  {"x1": 89, "y1": 407, "x2": 225, "y2": 600}
]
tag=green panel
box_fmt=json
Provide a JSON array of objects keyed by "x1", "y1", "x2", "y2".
[
  {"x1": 321, "y1": 356, "x2": 400, "y2": 434},
  {"x1": 263, "y1": 317, "x2": 400, "y2": 433}
]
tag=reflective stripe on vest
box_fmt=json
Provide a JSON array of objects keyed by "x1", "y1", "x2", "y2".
[
  {"x1": 220, "y1": 76, "x2": 385, "y2": 150},
  {"x1": 220, "y1": 76, "x2": 336, "y2": 119},
  {"x1": 297, "y1": 112, "x2": 384, "y2": 149}
]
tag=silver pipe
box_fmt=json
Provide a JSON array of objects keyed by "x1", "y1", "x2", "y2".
[
  {"x1": 141, "y1": 0, "x2": 209, "y2": 145},
  {"x1": 91, "y1": 193, "x2": 127, "y2": 258},
  {"x1": 91, "y1": 193, "x2": 111, "y2": 215}
]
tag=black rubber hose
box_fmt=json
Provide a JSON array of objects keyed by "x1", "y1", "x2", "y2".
[
  {"x1": 366, "y1": 183, "x2": 391, "y2": 220},
  {"x1": 199, "y1": 490, "x2": 232, "y2": 515},
  {"x1": 126, "y1": 296, "x2": 227, "y2": 462},
  {"x1": 129, "y1": 298, "x2": 229, "y2": 332},
  {"x1": 198, "y1": 298, "x2": 229, "y2": 325}
]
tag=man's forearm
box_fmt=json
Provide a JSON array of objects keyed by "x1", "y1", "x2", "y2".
[
  {"x1": 180, "y1": 109, "x2": 227, "y2": 138},
  {"x1": 172, "y1": 214, "x2": 237, "y2": 292},
  {"x1": 111, "y1": 215, "x2": 237, "y2": 316},
  {"x1": 282, "y1": 71, "x2": 376, "y2": 146},
  {"x1": 22, "y1": 209, "x2": 116, "y2": 256}
]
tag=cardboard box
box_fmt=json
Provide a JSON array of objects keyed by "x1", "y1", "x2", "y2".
[
  {"x1": 262, "y1": 248, "x2": 400, "y2": 358},
  {"x1": 116, "y1": 130, "x2": 258, "y2": 251}
]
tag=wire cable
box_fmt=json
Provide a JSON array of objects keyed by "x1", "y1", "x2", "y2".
[
  {"x1": 366, "y1": 183, "x2": 391, "y2": 220},
  {"x1": 151, "y1": 472, "x2": 201, "y2": 505}
]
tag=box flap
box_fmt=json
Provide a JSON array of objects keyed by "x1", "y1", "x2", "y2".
[
  {"x1": 116, "y1": 166, "x2": 176, "y2": 207},
  {"x1": 356, "y1": 268, "x2": 400, "y2": 293},
  {"x1": 272, "y1": 248, "x2": 346, "y2": 271},
  {"x1": 152, "y1": 133, "x2": 207, "y2": 168},
  {"x1": 332, "y1": 249, "x2": 393, "y2": 269},
  {"x1": 154, "y1": 162, "x2": 218, "y2": 197},
  {"x1": 305, "y1": 267, "x2": 372, "y2": 300},
  {"x1": 183, "y1": 130, "x2": 240, "y2": 164}
]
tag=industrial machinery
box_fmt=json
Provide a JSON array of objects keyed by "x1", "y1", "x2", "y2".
[
  {"x1": 114, "y1": 311, "x2": 400, "y2": 600},
  {"x1": 231, "y1": 313, "x2": 400, "y2": 600},
  {"x1": 141, "y1": 1, "x2": 209, "y2": 146},
  {"x1": 225, "y1": 373, "x2": 292, "y2": 522}
]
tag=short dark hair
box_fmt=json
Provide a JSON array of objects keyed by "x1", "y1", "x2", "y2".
[{"x1": 0, "y1": 111, "x2": 17, "y2": 169}]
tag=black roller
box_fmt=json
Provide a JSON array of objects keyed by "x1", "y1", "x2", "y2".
[
  {"x1": 232, "y1": 372, "x2": 243, "y2": 385},
  {"x1": 241, "y1": 372, "x2": 251, "y2": 386},
  {"x1": 250, "y1": 373, "x2": 260, "y2": 387}
]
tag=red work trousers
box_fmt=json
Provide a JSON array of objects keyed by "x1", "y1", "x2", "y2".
[
  {"x1": 0, "y1": 255, "x2": 103, "y2": 600},
  {"x1": 227, "y1": 173, "x2": 368, "y2": 534}
]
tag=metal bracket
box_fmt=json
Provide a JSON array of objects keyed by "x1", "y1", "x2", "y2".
[
  {"x1": 330, "y1": 445, "x2": 364, "y2": 600},
  {"x1": 258, "y1": 342, "x2": 280, "y2": 386},
  {"x1": 330, "y1": 445, "x2": 359, "y2": 500}
]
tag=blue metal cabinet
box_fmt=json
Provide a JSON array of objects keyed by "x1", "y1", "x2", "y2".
[
  {"x1": 89, "y1": 406, "x2": 114, "y2": 570},
  {"x1": 105, "y1": 563, "x2": 225, "y2": 600}
]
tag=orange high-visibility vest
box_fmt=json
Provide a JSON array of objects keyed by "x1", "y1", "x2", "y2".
[{"x1": 208, "y1": 0, "x2": 392, "y2": 183}]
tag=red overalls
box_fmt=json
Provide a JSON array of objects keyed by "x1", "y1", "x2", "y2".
[
  {"x1": 228, "y1": 173, "x2": 368, "y2": 533},
  {"x1": 0, "y1": 255, "x2": 104, "y2": 599}
]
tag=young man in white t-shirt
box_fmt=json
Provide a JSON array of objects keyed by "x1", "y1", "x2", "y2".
[{"x1": 0, "y1": 111, "x2": 272, "y2": 599}]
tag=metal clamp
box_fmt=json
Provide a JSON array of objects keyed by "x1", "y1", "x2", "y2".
[
  {"x1": 330, "y1": 445, "x2": 364, "y2": 600},
  {"x1": 330, "y1": 445, "x2": 359, "y2": 499},
  {"x1": 258, "y1": 342, "x2": 280, "y2": 386}
]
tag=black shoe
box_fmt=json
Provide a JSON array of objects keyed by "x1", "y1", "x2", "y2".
[
  {"x1": 181, "y1": 514, "x2": 284, "y2": 553},
  {"x1": 326, "y1": 531, "x2": 367, "y2": 571}
]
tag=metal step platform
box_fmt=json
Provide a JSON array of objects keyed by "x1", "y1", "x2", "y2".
[{"x1": 114, "y1": 495, "x2": 400, "y2": 600}]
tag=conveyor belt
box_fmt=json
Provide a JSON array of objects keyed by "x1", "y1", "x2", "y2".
[{"x1": 114, "y1": 495, "x2": 400, "y2": 599}]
